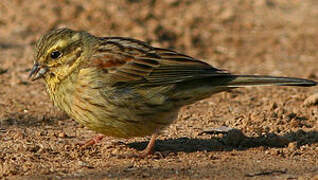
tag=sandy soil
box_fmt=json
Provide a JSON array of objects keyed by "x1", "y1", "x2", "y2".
[{"x1": 0, "y1": 0, "x2": 317, "y2": 179}]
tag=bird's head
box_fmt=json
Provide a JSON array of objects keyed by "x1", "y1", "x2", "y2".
[{"x1": 29, "y1": 28, "x2": 97, "y2": 83}]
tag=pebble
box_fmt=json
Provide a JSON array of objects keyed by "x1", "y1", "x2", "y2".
[
  {"x1": 58, "y1": 132, "x2": 66, "y2": 138},
  {"x1": 303, "y1": 93, "x2": 318, "y2": 106}
]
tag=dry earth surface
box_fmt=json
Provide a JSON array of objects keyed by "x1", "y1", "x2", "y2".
[{"x1": 0, "y1": 0, "x2": 318, "y2": 179}]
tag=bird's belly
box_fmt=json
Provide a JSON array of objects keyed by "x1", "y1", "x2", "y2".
[
  {"x1": 71, "y1": 104, "x2": 179, "y2": 138},
  {"x1": 95, "y1": 110, "x2": 178, "y2": 138},
  {"x1": 69, "y1": 90, "x2": 178, "y2": 138}
]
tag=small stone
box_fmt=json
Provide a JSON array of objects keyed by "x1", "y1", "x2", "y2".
[
  {"x1": 270, "y1": 102, "x2": 278, "y2": 110},
  {"x1": 0, "y1": 68, "x2": 8, "y2": 75},
  {"x1": 78, "y1": 161, "x2": 91, "y2": 168},
  {"x1": 288, "y1": 142, "x2": 297, "y2": 150},
  {"x1": 58, "y1": 132, "x2": 66, "y2": 138},
  {"x1": 304, "y1": 93, "x2": 318, "y2": 106},
  {"x1": 142, "y1": 172, "x2": 151, "y2": 178},
  {"x1": 223, "y1": 129, "x2": 246, "y2": 146}
]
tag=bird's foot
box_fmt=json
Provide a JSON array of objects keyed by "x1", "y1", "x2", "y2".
[
  {"x1": 118, "y1": 133, "x2": 159, "y2": 158},
  {"x1": 138, "y1": 147, "x2": 155, "y2": 158},
  {"x1": 136, "y1": 133, "x2": 159, "y2": 158},
  {"x1": 77, "y1": 134, "x2": 105, "y2": 148}
]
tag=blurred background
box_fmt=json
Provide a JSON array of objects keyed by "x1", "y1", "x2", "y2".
[
  {"x1": 0, "y1": 0, "x2": 317, "y2": 178},
  {"x1": 1, "y1": 0, "x2": 317, "y2": 75}
]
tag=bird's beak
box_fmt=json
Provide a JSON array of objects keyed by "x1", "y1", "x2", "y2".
[{"x1": 29, "y1": 63, "x2": 48, "y2": 81}]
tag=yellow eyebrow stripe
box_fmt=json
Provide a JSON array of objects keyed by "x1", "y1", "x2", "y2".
[{"x1": 47, "y1": 39, "x2": 68, "y2": 53}]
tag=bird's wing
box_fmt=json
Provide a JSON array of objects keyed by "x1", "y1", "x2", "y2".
[{"x1": 89, "y1": 37, "x2": 229, "y2": 86}]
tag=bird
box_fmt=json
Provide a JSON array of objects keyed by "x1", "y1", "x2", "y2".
[{"x1": 29, "y1": 28, "x2": 316, "y2": 157}]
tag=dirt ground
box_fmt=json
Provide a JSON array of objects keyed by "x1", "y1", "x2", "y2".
[{"x1": 0, "y1": 0, "x2": 318, "y2": 179}]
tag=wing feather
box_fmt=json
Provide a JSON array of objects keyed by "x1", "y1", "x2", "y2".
[{"x1": 90, "y1": 37, "x2": 229, "y2": 85}]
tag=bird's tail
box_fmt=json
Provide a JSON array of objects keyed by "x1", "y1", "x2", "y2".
[{"x1": 222, "y1": 75, "x2": 316, "y2": 87}]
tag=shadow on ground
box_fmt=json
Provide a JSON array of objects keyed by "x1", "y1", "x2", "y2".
[
  {"x1": 1, "y1": 113, "x2": 317, "y2": 153},
  {"x1": 128, "y1": 130, "x2": 318, "y2": 153}
]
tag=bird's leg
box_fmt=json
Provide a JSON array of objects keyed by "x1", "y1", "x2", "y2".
[
  {"x1": 139, "y1": 133, "x2": 158, "y2": 158},
  {"x1": 78, "y1": 134, "x2": 105, "y2": 148}
]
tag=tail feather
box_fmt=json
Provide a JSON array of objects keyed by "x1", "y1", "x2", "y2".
[{"x1": 223, "y1": 75, "x2": 317, "y2": 87}]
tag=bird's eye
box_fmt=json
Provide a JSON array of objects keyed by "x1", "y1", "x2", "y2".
[{"x1": 50, "y1": 51, "x2": 61, "y2": 59}]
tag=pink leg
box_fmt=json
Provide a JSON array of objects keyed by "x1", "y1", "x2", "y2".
[
  {"x1": 139, "y1": 133, "x2": 158, "y2": 158},
  {"x1": 79, "y1": 134, "x2": 105, "y2": 148}
]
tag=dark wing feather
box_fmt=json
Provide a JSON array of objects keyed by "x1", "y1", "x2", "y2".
[{"x1": 91, "y1": 37, "x2": 229, "y2": 86}]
